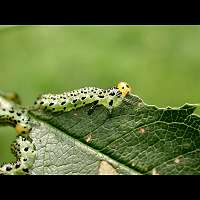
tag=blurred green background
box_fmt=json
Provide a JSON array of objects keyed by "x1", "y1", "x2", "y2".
[{"x1": 0, "y1": 25, "x2": 200, "y2": 164}]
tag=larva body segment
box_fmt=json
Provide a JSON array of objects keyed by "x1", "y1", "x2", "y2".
[
  {"x1": 0, "y1": 109, "x2": 31, "y2": 134},
  {"x1": 34, "y1": 82, "x2": 131, "y2": 113},
  {"x1": 0, "y1": 96, "x2": 32, "y2": 134},
  {"x1": 0, "y1": 136, "x2": 36, "y2": 175}
]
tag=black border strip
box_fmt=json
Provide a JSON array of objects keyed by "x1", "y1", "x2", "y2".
[{"x1": 1, "y1": 11, "x2": 200, "y2": 25}]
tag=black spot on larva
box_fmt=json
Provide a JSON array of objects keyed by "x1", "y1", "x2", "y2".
[
  {"x1": 13, "y1": 120, "x2": 17, "y2": 125},
  {"x1": 70, "y1": 93, "x2": 74, "y2": 96},
  {"x1": 126, "y1": 84, "x2": 129, "y2": 88},
  {"x1": 15, "y1": 163, "x2": 20, "y2": 169},
  {"x1": 61, "y1": 101, "x2": 66, "y2": 105},
  {"x1": 99, "y1": 92, "x2": 102, "y2": 94},
  {"x1": 23, "y1": 158, "x2": 27, "y2": 162},
  {"x1": 81, "y1": 91, "x2": 83, "y2": 93},
  {"x1": 81, "y1": 96, "x2": 86, "y2": 100},
  {"x1": 74, "y1": 104, "x2": 77, "y2": 107},
  {"x1": 9, "y1": 110, "x2": 14, "y2": 113},
  {"x1": 83, "y1": 102, "x2": 86, "y2": 104},
  {"x1": 21, "y1": 131, "x2": 26, "y2": 134},
  {"x1": 103, "y1": 91, "x2": 106, "y2": 93},
  {"x1": 109, "y1": 92, "x2": 115, "y2": 96},
  {"x1": 2, "y1": 108, "x2": 6, "y2": 111},
  {"x1": 98, "y1": 95, "x2": 104, "y2": 98},
  {"x1": 24, "y1": 147, "x2": 29, "y2": 152},
  {"x1": 122, "y1": 86, "x2": 124, "y2": 89},
  {"x1": 94, "y1": 91, "x2": 96, "y2": 94},
  {"x1": 17, "y1": 113, "x2": 21, "y2": 116},
  {"x1": 109, "y1": 100, "x2": 113, "y2": 106},
  {"x1": 40, "y1": 101, "x2": 44, "y2": 105},
  {"x1": 63, "y1": 97, "x2": 66, "y2": 99},
  {"x1": 91, "y1": 89, "x2": 94, "y2": 92},
  {"x1": 49, "y1": 102, "x2": 54, "y2": 106},
  {"x1": 17, "y1": 120, "x2": 21, "y2": 123},
  {"x1": 34, "y1": 101, "x2": 37, "y2": 105},
  {"x1": 22, "y1": 168, "x2": 29, "y2": 173},
  {"x1": 73, "y1": 99, "x2": 77, "y2": 103},
  {"x1": 93, "y1": 100, "x2": 99, "y2": 105},
  {"x1": 63, "y1": 107, "x2": 66, "y2": 110},
  {"x1": 6, "y1": 166, "x2": 12, "y2": 171},
  {"x1": 52, "y1": 108, "x2": 55, "y2": 110},
  {"x1": 84, "y1": 91, "x2": 87, "y2": 94},
  {"x1": 44, "y1": 106, "x2": 47, "y2": 110},
  {"x1": 90, "y1": 95, "x2": 93, "y2": 98}
]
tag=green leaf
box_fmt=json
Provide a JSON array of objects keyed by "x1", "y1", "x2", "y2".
[
  {"x1": 29, "y1": 94, "x2": 200, "y2": 175},
  {"x1": 1, "y1": 93, "x2": 200, "y2": 175}
]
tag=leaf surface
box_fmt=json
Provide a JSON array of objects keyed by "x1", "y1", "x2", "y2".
[{"x1": 28, "y1": 94, "x2": 200, "y2": 175}]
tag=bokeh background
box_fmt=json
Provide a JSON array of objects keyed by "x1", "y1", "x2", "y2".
[{"x1": 0, "y1": 25, "x2": 200, "y2": 164}]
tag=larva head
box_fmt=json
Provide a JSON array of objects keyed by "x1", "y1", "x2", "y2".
[
  {"x1": 117, "y1": 82, "x2": 131, "y2": 97},
  {"x1": 15, "y1": 123, "x2": 30, "y2": 134}
]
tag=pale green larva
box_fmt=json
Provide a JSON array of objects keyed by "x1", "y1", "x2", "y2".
[
  {"x1": 34, "y1": 82, "x2": 132, "y2": 113},
  {"x1": 0, "y1": 95, "x2": 32, "y2": 134},
  {"x1": 0, "y1": 136, "x2": 36, "y2": 175}
]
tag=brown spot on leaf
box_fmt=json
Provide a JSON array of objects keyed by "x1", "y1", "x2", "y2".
[
  {"x1": 137, "y1": 102, "x2": 144, "y2": 107},
  {"x1": 98, "y1": 161, "x2": 118, "y2": 175},
  {"x1": 139, "y1": 127, "x2": 145, "y2": 134},
  {"x1": 152, "y1": 168, "x2": 160, "y2": 175},
  {"x1": 174, "y1": 156, "x2": 184, "y2": 164},
  {"x1": 84, "y1": 133, "x2": 92, "y2": 143},
  {"x1": 175, "y1": 158, "x2": 180, "y2": 164}
]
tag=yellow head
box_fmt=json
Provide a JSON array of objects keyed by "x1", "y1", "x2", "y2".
[
  {"x1": 117, "y1": 82, "x2": 131, "y2": 97},
  {"x1": 15, "y1": 123, "x2": 30, "y2": 134}
]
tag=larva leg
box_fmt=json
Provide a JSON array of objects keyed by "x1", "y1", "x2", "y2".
[
  {"x1": 0, "y1": 136, "x2": 36, "y2": 175},
  {"x1": 0, "y1": 95, "x2": 32, "y2": 135},
  {"x1": 107, "y1": 105, "x2": 113, "y2": 115},
  {"x1": 87, "y1": 100, "x2": 99, "y2": 115},
  {"x1": 87, "y1": 106, "x2": 95, "y2": 115},
  {"x1": 122, "y1": 96, "x2": 141, "y2": 106},
  {"x1": 88, "y1": 104, "x2": 113, "y2": 116}
]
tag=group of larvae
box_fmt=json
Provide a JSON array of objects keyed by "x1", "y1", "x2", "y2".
[{"x1": 0, "y1": 82, "x2": 131, "y2": 175}]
